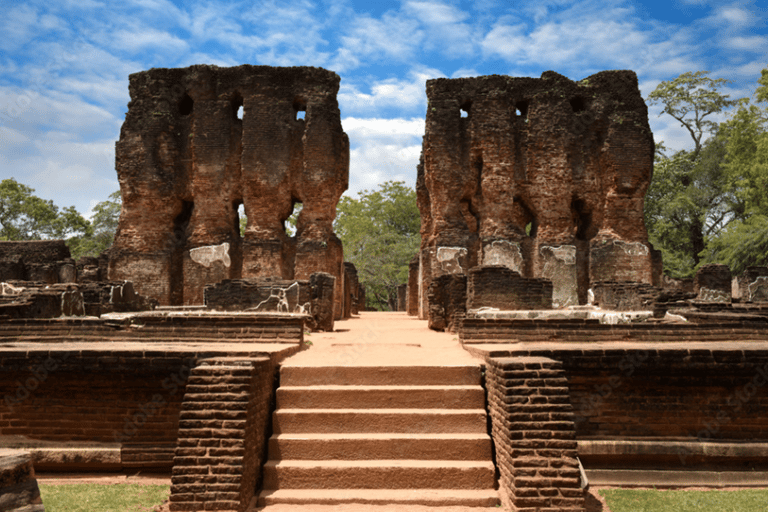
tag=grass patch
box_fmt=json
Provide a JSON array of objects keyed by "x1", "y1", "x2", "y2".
[
  {"x1": 39, "y1": 483, "x2": 169, "y2": 512},
  {"x1": 600, "y1": 488, "x2": 768, "y2": 512}
]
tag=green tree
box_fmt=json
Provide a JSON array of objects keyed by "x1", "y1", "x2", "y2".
[
  {"x1": 0, "y1": 178, "x2": 90, "y2": 242},
  {"x1": 702, "y1": 67, "x2": 768, "y2": 273},
  {"x1": 68, "y1": 191, "x2": 122, "y2": 259},
  {"x1": 334, "y1": 181, "x2": 420, "y2": 311},
  {"x1": 645, "y1": 71, "x2": 737, "y2": 277}
]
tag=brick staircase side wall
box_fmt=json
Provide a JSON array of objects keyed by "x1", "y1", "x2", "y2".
[
  {"x1": 170, "y1": 357, "x2": 275, "y2": 512},
  {"x1": 486, "y1": 356, "x2": 585, "y2": 512}
]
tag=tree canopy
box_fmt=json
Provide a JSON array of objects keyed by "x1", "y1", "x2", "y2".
[
  {"x1": 334, "y1": 181, "x2": 420, "y2": 311},
  {"x1": 646, "y1": 67, "x2": 768, "y2": 277},
  {"x1": 0, "y1": 178, "x2": 120, "y2": 260}
]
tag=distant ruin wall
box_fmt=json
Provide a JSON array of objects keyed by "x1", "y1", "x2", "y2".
[
  {"x1": 417, "y1": 70, "x2": 656, "y2": 317},
  {"x1": 109, "y1": 65, "x2": 349, "y2": 310}
]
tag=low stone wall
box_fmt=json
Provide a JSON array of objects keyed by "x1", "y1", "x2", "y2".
[
  {"x1": 467, "y1": 265, "x2": 553, "y2": 311},
  {"x1": 486, "y1": 356, "x2": 584, "y2": 511},
  {"x1": 0, "y1": 314, "x2": 307, "y2": 344},
  {"x1": 591, "y1": 281, "x2": 659, "y2": 311},
  {"x1": 204, "y1": 275, "x2": 335, "y2": 331},
  {"x1": 0, "y1": 450, "x2": 44, "y2": 512},
  {"x1": 0, "y1": 322, "x2": 299, "y2": 471},
  {"x1": 695, "y1": 264, "x2": 732, "y2": 302},
  {"x1": 170, "y1": 357, "x2": 275, "y2": 512},
  {"x1": 461, "y1": 317, "x2": 768, "y2": 344},
  {"x1": 479, "y1": 344, "x2": 768, "y2": 471},
  {"x1": 0, "y1": 350, "x2": 196, "y2": 468}
]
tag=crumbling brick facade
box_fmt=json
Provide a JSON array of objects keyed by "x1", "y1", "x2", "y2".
[
  {"x1": 109, "y1": 65, "x2": 349, "y2": 314},
  {"x1": 416, "y1": 71, "x2": 658, "y2": 317}
]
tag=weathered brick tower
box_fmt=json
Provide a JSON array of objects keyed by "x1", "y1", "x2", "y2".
[
  {"x1": 416, "y1": 70, "x2": 660, "y2": 315},
  {"x1": 109, "y1": 65, "x2": 349, "y2": 309}
]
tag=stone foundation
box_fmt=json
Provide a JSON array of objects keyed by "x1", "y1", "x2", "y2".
[{"x1": 0, "y1": 450, "x2": 44, "y2": 512}]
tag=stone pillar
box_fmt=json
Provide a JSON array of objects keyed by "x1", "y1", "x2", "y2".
[{"x1": 406, "y1": 253, "x2": 420, "y2": 316}]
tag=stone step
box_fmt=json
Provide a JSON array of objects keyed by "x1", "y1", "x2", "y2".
[
  {"x1": 276, "y1": 385, "x2": 485, "y2": 409},
  {"x1": 262, "y1": 459, "x2": 496, "y2": 490},
  {"x1": 268, "y1": 433, "x2": 492, "y2": 460},
  {"x1": 257, "y1": 488, "x2": 501, "y2": 507},
  {"x1": 280, "y1": 365, "x2": 481, "y2": 386},
  {"x1": 272, "y1": 409, "x2": 488, "y2": 434}
]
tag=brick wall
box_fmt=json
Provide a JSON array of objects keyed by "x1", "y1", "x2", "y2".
[
  {"x1": 467, "y1": 265, "x2": 553, "y2": 311},
  {"x1": 486, "y1": 356, "x2": 584, "y2": 511},
  {"x1": 591, "y1": 281, "x2": 659, "y2": 311},
  {"x1": 490, "y1": 348, "x2": 768, "y2": 445},
  {"x1": 461, "y1": 318, "x2": 768, "y2": 343},
  {"x1": 0, "y1": 351, "x2": 196, "y2": 468},
  {"x1": 0, "y1": 315, "x2": 306, "y2": 344},
  {"x1": 170, "y1": 357, "x2": 275, "y2": 512}
]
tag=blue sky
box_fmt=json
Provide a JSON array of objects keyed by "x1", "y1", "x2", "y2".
[{"x1": 0, "y1": 0, "x2": 766, "y2": 217}]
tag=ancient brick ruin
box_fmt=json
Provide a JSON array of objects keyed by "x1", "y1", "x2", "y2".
[
  {"x1": 7, "y1": 65, "x2": 768, "y2": 512},
  {"x1": 0, "y1": 241, "x2": 152, "y2": 318},
  {"x1": 108, "y1": 65, "x2": 350, "y2": 316},
  {"x1": 415, "y1": 70, "x2": 661, "y2": 324}
]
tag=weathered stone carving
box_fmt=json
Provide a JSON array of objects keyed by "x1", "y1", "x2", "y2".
[
  {"x1": 108, "y1": 65, "x2": 349, "y2": 314},
  {"x1": 694, "y1": 263, "x2": 732, "y2": 303},
  {"x1": 416, "y1": 70, "x2": 659, "y2": 317},
  {"x1": 203, "y1": 274, "x2": 336, "y2": 331}
]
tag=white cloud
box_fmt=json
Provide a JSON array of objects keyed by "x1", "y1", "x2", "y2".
[
  {"x1": 343, "y1": 117, "x2": 424, "y2": 196},
  {"x1": 725, "y1": 35, "x2": 768, "y2": 51},
  {"x1": 336, "y1": 12, "x2": 424, "y2": 67},
  {"x1": 111, "y1": 28, "x2": 189, "y2": 54},
  {"x1": 339, "y1": 68, "x2": 443, "y2": 116}
]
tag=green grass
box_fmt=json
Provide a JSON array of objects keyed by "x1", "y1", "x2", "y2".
[
  {"x1": 601, "y1": 489, "x2": 768, "y2": 512},
  {"x1": 39, "y1": 483, "x2": 170, "y2": 512}
]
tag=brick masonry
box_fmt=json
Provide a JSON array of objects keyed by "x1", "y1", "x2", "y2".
[
  {"x1": 170, "y1": 357, "x2": 275, "y2": 512},
  {"x1": 467, "y1": 265, "x2": 553, "y2": 311},
  {"x1": 0, "y1": 315, "x2": 301, "y2": 470},
  {"x1": 486, "y1": 356, "x2": 585, "y2": 511}
]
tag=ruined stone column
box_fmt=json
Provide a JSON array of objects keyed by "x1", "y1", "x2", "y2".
[
  {"x1": 110, "y1": 65, "x2": 349, "y2": 307},
  {"x1": 417, "y1": 70, "x2": 656, "y2": 318}
]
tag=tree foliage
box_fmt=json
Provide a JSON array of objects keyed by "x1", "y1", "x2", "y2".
[
  {"x1": 67, "y1": 191, "x2": 122, "y2": 259},
  {"x1": 0, "y1": 178, "x2": 90, "y2": 242},
  {"x1": 334, "y1": 181, "x2": 420, "y2": 311},
  {"x1": 647, "y1": 71, "x2": 737, "y2": 157},
  {"x1": 646, "y1": 67, "x2": 768, "y2": 277},
  {"x1": 645, "y1": 72, "x2": 736, "y2": 277},
  {"x1": 0, "y1": 178, "x2": 122, "y2": 260}
]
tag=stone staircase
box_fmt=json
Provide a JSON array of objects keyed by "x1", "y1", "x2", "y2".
[{"x1": 258, "y1": 365, "x2": 500, "y2": 507}]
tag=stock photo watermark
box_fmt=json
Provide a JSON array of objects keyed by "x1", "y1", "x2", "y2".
[{"x1": 3, "y1": 353, "x2": 71, "y2": 412}]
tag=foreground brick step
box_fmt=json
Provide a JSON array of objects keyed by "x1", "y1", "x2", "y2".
[
  {"x1": 268, "y1": 433, "x2": 492, "y2": 460},
  {"x1": 257, "y1": 488, "x2": 500, "y2": 507},
  {"x1": 276, "y1": 385, "x2": 485, "y2": 409},
  {"x1": 280, "y1": 365, "x2": 482, "y2": 386},
  {"x1": 273, "y1": 408, "x2": 488, "y2": 434},
  {"x1": 262, "y1": 459, "x2": 496, "y2": 489}
]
